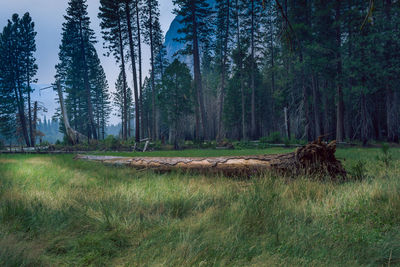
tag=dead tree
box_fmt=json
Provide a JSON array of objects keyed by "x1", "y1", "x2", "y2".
[
  {"x1": 76, "y1": 139, "x2": 346, "y2": 179},
  {"x1": 56, "y1": 81, "x2": 87, "y2": 145}
]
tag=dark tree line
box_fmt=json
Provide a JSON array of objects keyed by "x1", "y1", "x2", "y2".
[
  {"x1": 154, "y1": 0, "x2": 400, "y2": 144},
  {"x1": 2, "y1": 0, "x2": 400, "y2": 146}
]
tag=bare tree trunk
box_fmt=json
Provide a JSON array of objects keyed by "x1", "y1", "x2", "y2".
[
  {"x1": 192, "y1": 2, "x2": 208, "y2": 140},
  {"x1": 125, "y1": 2, "x2": 140, "y2": 142},
  {"x1": 250, "y1": 0, "x2": 257, "y2": 139},
  {"x1": 117, "y1": 15, "x2": 128, "y2": 140},
  {"x1": 56, "y1": 81, "x2": 86, "y2": 144},
  {"x1": 32, "y1": 101, "x2": 38, "y2": 144},
  {"x1": 15, "y1": 71, "x2": 30, "y2": 147},
  {"x1": 312, "y1": 74, "x2": 321, "y2": 138},
  {"x1": 284, "y1": 106, "x2": 290, "y2": 139},
  {"x1": 236, "y1": 0, "x2": 246, "y2": 140},
  {"x1": 217, "y1": 0, "x2": 230, "y2": 141},
  {"x1": 27, "y1": 61, "x2": 34, "y2": 147},
  {"x1": 148, "y1": 0, "x2": 158, "y2": 141},
  {"x1": 335, "y1": 0, "x2": 344, "y2": 142},
  {"x1": 135, "y1": 0, "x2": 144, "y2": 140}
]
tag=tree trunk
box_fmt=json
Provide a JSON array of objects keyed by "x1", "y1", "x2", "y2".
[
  {"x1": 56, "y1": 81, "x2": 87, "y2": 145},
  {"x1": 149, "y1": 0, "x2": 158, "y2": 141},
  {"x1": 125, "y1": 2, "x2": 140, "y2": 143},
  {"x1": 117, "y1": 15, "x2": 128, "y2": 140},
  {"x1": 15, "y1": 77, "x2": 30, "y2": 147},
  {"x1": 192, "y1": 2, "x2": 208, "y2": 140},
  {"x1": 250, "y1": 0, "x2": 257, "y2": 139},
  {"x1": 32, "y1": 101, "x2": 38, "y2": 144},
  {"x1": 217, "y1": 0, "x2": 230, "y2": 141},
  {"x1": 335, "y1": 0, "x2": 344, "y2": 142},
  {"x1": 311, "y1": 74, "x2": 321, "y2": 138},
  {"x1": 236, "y1": 0, "x2": 246, "y2": 140},
  {"x1": 27, "y1": 62, "x2": 34, "y2": 147},
  {"x1": 76, "y1": 139, "x2": 346, "y2": 179},
  {"x1": 136, "y1": 0, "x2": 144, "y2": 140}
]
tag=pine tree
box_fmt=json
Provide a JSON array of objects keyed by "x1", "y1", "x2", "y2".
[
  {"x1": 113, "y1": 69, "x2": 132, "y2": 138},
  {"x1": 142, "y1": 0, "x2": 162, "y2": 140},
  {"x1": 99, "y1": 0, "x2": 129, "y2": 140},
  {"x1": 0, "y1": 13, "x2": 38, "y2": 147},
  {"x1": 215, "y1": 0, "x2": 232, "y2": 140},
  {"x1": 121, "y1": 0, "x2": 140, "y2": 142},
  {"x1": 173, "y1": 0, "x2": 213, "y2": 140},
  {"x1": 57, "y1": 0, "x2": 99, "y2": 140},
  {"x1": 19, "y1": 13, "x2": 38, "y2": 146},
  {"x1": 158, "y1": 59, "x2": 192, "y2": 148}
]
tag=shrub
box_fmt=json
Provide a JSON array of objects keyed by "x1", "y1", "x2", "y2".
[
  {"x1": 0, "y1": 139, "x2": 4, "y2": 150},
  {"x1": 104, "y1": 135, "x2": 120, "y2": 150},
  {"x1": 350, "y1": 160, "x2": 367, "y2": 181},
  {"x1": 376, "y1": 144, "x2": 392, "y2": 168},
  {"x1": 260, "y1": 132, "x2": 283, "y2": 144}
]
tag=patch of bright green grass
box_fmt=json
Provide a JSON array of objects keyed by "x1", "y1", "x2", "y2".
[{"x1": 0, "y1": 148, "x2": 399, "y2": 266}]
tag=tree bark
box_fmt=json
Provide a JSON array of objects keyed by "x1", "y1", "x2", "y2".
[
  {"x1": 250, "y1": 0, "x2": 257, "y2": 139},
  {"x1": 217, "y1": 0, "x2": 230, "y2": 141},
  {"x1": 76, "y1": 139, "x2": 346, "y2": 179},
  {"x1": 192, "y1": 2, "x2": 208, "y2": 140},
  {"x1": 117, "y1": 15, "x2": 128, "y2": 140},
  {"x1": 136, "y1": 0, "x2": 144, "y2": 140},
  {"x1": 56, "y1": 81, "x2": 87, "y2": 145},
  {"x1": 125, "y1": 2, "x2": 140, "y2": 143},
  {"x1": 311, "y1": 74, "x2": 321, "y2": 138},
  {"x1": 149, "y1": 0, "x2": 158, "y2": 141},
  {"x1": 236, "y1": 0, "x2": 246, "y2": 140},
  {"x1": 335, "y1": 0, "x2": 344, "y2": 142}
]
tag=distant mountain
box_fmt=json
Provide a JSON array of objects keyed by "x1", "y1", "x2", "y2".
[{"x1": 164, "y1": 0, "x2": 216, "y2": 66}]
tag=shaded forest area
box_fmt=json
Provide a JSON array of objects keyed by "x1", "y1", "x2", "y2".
[{"x1": 1, "y1": 0, "x2": 400, "y2": 147}]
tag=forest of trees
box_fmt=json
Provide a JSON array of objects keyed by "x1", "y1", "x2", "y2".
[{"x1": 1, "y1": 0, "x2": 400, "y2": 146}]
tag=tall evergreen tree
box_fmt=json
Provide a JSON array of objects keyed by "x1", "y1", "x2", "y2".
[
  {"x1": 173, "y1": 0, "x2": 213, "y2": 140},
  {"x1": 159, "y1": 59, "x2": 192, "y2": 148},
  {"x1": 0, "y1": 13, "x2": 37, "y2": 147},
  {"x1": 99, "y1": 0, "x2": 129, "y2": 140},
  {"x1": 57, "y1": 0, "x2": 98, "y2": 140}
]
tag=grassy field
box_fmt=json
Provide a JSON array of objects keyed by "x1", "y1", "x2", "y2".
[{"x1": 0, "y1": 148, "x2": 399, "y2": 266}]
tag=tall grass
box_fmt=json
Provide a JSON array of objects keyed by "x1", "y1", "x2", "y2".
[{"x1": 0, "y1": 148, "x2": 399, "y2": 266}]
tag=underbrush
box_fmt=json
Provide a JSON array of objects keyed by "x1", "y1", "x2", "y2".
[{"x1": 0, "y1": 149, "x2": 399, "y2": 266}]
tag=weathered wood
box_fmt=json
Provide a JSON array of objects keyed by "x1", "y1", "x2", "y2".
[
  {"x1": 75, "y1": 140, "x2": 347, "y2": 179},
  {"x1": 56, "y1": 81, "x2": 87, "y2": 145}
]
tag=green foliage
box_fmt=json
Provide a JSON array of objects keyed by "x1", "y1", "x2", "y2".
[
  {"x1": 350, "y1": 160, "x2": 368, "y2": 181},
  {"x1": 103, "y1": 135, "x2": 120, "y2": 150},
  {"x1": 376, "y1": 144, "x2": 393, "y2": 168}
]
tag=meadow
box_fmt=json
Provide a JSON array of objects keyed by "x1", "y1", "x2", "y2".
[{"x1": 0, "y1": 147, "x2": 399, "y2": 266}]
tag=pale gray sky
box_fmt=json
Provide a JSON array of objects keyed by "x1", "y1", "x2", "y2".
[{"x1": 0, "y1": 0, "x2": 175, "y2": 123}]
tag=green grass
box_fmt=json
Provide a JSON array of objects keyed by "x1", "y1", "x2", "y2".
[
  {"x1": 92, "y1": 147, "x2": 294, "y2": 157},
  {"x1": 0, "y1": 148, "x2": 399, "y2": 266}
]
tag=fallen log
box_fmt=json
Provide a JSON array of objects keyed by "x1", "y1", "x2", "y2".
[{"x1": 75, "y1": 139, "x2": 347, "y2": 179}]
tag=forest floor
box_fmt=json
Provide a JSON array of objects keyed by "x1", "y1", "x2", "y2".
[{"x1": 0, "y1": 148, "x2": 399, "y2": 266}]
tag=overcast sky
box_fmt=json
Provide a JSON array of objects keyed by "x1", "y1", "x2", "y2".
[{"x1": 0, "y1": 0, "x2": 175, "y2": 87}]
